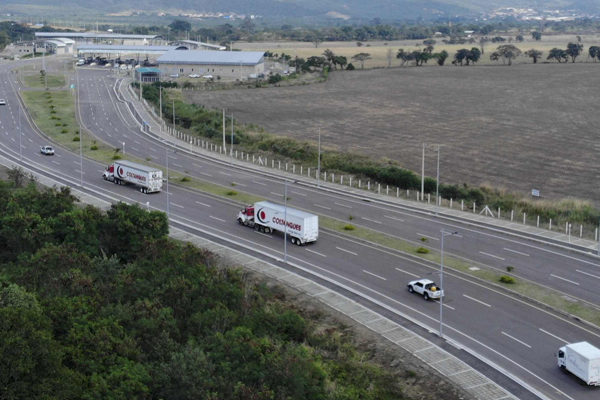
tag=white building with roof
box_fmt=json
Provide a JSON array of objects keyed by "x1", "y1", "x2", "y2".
[{"x1": 157, "y1": 50, "x2": 265, "y2": 80}]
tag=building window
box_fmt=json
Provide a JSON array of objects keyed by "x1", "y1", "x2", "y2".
[
  {"x1": 179, "y1": 68, "x2": 183, "y2": 73},
  {"x1": 232, "y1": 69, "x2": 234, "y2": 72}
]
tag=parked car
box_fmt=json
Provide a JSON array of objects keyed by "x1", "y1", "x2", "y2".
[
  {"x1": 0, "y1": 99, "x2": 6, "y2": 105},
  {"x1": 407, "y1": 278, "x2": 443, "y2": 300},
  {"x1": 188, "y1": 73, "x2": 201, "y2": 78},
  {"x1": 201, "y1": 74, "x2": 214, "y2": 79},
  {"x1": 169, "y1": 73, "x2": 179, "y2": 78},
  {"x1": 40, "y1": 145, "x2": 55, "y2": 155}
]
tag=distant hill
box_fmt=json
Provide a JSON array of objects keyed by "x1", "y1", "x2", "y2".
[{"x1": 3, "y1": 0, "x2": 599, "y2": 21}]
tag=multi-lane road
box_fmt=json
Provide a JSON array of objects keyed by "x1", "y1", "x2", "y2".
[{"x1": 1, "y1": 57, "x2": 600, "y2": 400}]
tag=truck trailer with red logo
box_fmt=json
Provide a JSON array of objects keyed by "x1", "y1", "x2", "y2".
[
  {"x1": 103, "y1": 160, "x2": 163, "y2": 194},
  {"x1": 237, "y1": 201, "x2": 318, "y2": 245}
]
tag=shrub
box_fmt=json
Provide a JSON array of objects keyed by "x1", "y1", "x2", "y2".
[
  {"x1": 343, "y1": 224, "x2": 355, "y2": 231},
  {"x1": 61, "y1": 129, "x2": 68, "y2": 133},
  {"x1": 72, "y1": 136, "x2": 80, "y2": 141},
  {"x1": 90, "y1": 145, "x2": 98, "y2": 150},
  {"x1": 62, "y1": 123, "x2": 68, "y2": 127},
  {"x1": 420, "y1": 237, "x2": 427, "y2": 242},
  {"x1": 348, "y1": 215, "x2": 354, "y2": 220},
  {"x1": 506, "y1": 266, "x2": 514, "y2": 272},
  {"x1": 499, "y1": 275, "x2": 516, "y2": 284},
  {"x1": 55, "y1": 123, "x2": 62, "y2": 126},
  {"x1": 226, "y1": 190, "x2": 237, "y2": 196},
  {"x1": 416, "y1": 247, "x2": 429, "y2": 254},
  {"x1": 180, "y1": 176, "x2": 191, "y2": 182},
  {"x1": 112, "y1": 154, "x2": 122, "y2": 160}
]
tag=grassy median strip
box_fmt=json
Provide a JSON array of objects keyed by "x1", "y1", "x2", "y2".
[{"x1": 22, "y1": 73, "x2": 66, "y2": 89}]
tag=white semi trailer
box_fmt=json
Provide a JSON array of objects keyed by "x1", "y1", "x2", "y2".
[
  {"x1": 103, "y1": 160, "x2": 163, "y2": 194},
  {"x1": 237, "y1": 201, "x2": 318, "y2": 245},
  {"x1": 557, "y1": 341, "x2": 600, "y2": 386}
]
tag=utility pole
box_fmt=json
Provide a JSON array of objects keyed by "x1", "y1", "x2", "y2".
[
  {"x1": 317, "y1": 128, "x2": 321, "y2": 187},
  {"x1": 436, "y1": 145, "x2": 441, "y2": 206},
  {"x1": 159, "y1": 86, "x2": 162, "y2": 131},
  {"x1": 230, "y1": 113, "x2": 234, "y2": 156},
  {"x1": 421, "y1": 143, "x2": 425, "y2": 201},
  {"x1": 222, "y1": 108, "x2": 226, "y2": 152}
]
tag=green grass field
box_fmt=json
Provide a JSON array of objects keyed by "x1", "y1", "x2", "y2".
[{"x1": 22, "y1": 73, "x2": 66, "y2": 89}]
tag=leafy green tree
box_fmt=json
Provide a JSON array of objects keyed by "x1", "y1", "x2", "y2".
[
  {"x1": 100, "y1": 203, "x2": 168, "y2": 262},
  {"x1": 435, "y1": 50, "x2": 449, "y2": 66},
  {"x1": 491, "y1": 36, "x2": 506, "y2": 43},
  {"x1": 531, "y1": 31, "x2": 542, "y2": 41},
  {"x1": 396, "y1": 49, "x2": 411, "y2": 66},
  {"x1": 515, "y1": 34, "x2": 524, "y2": 42},
  {"x1": 453, "y1": 48, "x2": 470, "y2": 65},
  {"x1": 566, "y1": 42, "x2": 583, "y2": 62},
  {"x1": 525, "y1": 49, "x2": 543, "y2": 63},
  {"x1": 0, "y1": 284, "x2": 64, "y2": 399},
  {"x1": 493, "y1": 44, "x2": 522, "y2": 65},
  {"x1": 322, "y1": 49, "x2": 335, "y2": 69},
  {"x1": 352, "y1": 52, "x2": 371, "y2": 69},
  {"x1": 589, "y1": 45, "x2": 600, "y2": 61},
  {"x1": 169, "y1": 19, "x2": 191, "y2": 33},
  {"x1": 547, "y1": 48, "x2": 568, "y2": 63}
]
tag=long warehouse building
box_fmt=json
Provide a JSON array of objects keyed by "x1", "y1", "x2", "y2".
[{"x1": 157, "y1": 50, "x2": 265, "y2": 80}]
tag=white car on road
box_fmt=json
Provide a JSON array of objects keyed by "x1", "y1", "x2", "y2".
[
  {"x1": 40, "y1": 145, "x2": 55, "y2": 155},
  {"x1": 0, "y1": 99, "x2": 6, "y2": 105},
  {"x1": 188, "y1": 73, "x2": 201, "y2": 78},
  {"x1": 407, "y1": 278, "x2": 443, "y2": 300}
]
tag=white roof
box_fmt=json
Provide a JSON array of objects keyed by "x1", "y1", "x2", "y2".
[
  {"x1": 254, "y1": 201, "x2": 317, "y2": 220},
  {"x1": 46, "y1": 40, "x2": 66, "y2": 47},
  {"x1": 158, "y1": 50, "x2": 264, "y2": 66},
  {"x1": 35, "y1": 32, "x2": 157, "y2": 40},
  {"x1": 567, "y1": 342, "x2": 600, "y2": 358}
]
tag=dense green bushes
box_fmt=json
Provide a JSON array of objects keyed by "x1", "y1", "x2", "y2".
[{"x1": 0, "y1": 174, "x2": 406, "y2": 399}]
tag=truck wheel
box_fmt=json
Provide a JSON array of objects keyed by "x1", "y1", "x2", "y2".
[
  {"x1": 237, "y1": 218, "x2": 243, "y2": 225},
  {"x1": 408, "y1": 286, "x2": 414, "y2": 293},
  {"x1": 295, "y1": 239, "x2": 302, "y2": 246},
  {"x1": 423, "y1": 292, "x2": 429, "y2": 301}
]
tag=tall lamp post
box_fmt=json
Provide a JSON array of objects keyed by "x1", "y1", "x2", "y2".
[
  {"x1": 439, "y1": 229, "x2": 458, "y2": 338},
  {"x1": 284, "y1": 179, "x2": 288, "y2": 262}
]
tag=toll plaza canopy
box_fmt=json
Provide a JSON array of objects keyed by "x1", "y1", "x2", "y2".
[{"x1": 77, "y1": 44, "x2": 177, "y2": 56}]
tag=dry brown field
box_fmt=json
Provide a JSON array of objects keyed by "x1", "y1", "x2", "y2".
[{"x1": 186, "y1": 61, "x2": 600, "y2": 204}]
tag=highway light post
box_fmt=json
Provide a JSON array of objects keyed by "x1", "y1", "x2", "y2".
[
  {"x1": 166, "y1": 147, "x2": 170, "y2": 218},
  {"x1": 284, "y1": 179, "x2": 288, "y2": 263},
  {"x1": 230, "y1": 113, "x2": 234, "y2": 157},
  {"x1": 159, "y1": 86, "x2": 162, "y2": 131},
  {"x1": 440, "y1": 229, "x2": 458, "y2": 338},
  {"x1": 421, "y1": 143, "x2": 425, "y2": 201},
  {"x1": 317, "y1": 128, "x2": 321, "y2": 187},
  {"x1": 436, "y1": 145, "x2": 440, "y2": 206}
]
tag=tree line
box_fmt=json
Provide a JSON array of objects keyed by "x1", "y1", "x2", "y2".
[{"x1": 0, "y1": 170, "x2": 408, "y2": 399}]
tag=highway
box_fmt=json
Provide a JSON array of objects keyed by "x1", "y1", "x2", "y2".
[{"x1": 1, "y1": 57, "x2": 600, "y2": 400}]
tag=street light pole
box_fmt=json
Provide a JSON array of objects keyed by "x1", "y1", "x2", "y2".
[
  {"x1": 159, "y1": 86, "x2": 162, "y2": 131},
  {"x1": 166, "y1": 147, "x2": 170, "y2": 218},
  {"x1": 436, "y1": 144, "x2": 440, "y2": 206},
  {"x1": 317, "y1": 128, "x2": 321, "y2": 187},
  {"x1": 230, "y1": 113, "x2": 234, "y2": 157},
  {"x1": 284, "y1": 180, "x2": 288, "y2": 262},
  {"x1": 439, "y1": 230, "x2": 458, "y2": 338},
  {"x1": 421, "y1": 143, "x2": 425, "y2": 201}
]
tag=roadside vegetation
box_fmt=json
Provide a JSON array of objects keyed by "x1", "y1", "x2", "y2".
[{"x1": 0, "y1": 171, "x2": 453, "y2": 400}]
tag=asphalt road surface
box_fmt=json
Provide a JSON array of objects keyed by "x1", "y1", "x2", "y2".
[{"x1": 1, "y1": 58, "x2": 599, "y2": 400}]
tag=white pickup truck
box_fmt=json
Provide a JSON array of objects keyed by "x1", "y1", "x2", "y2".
[{"x1": 407, "y1": 279, "x2": 444, "y2": 300}]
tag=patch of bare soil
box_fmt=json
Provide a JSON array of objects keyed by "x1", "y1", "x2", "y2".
[{"x1": 186, "y1": 63, "x2": 600, "y2": 205}]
